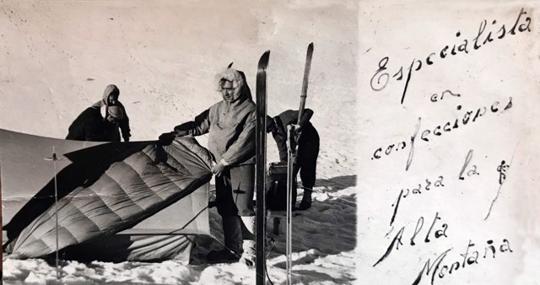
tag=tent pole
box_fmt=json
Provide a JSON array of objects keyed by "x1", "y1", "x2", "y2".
[{"x1": 43, "y1": 146, "x2": 62, "y2": 280}]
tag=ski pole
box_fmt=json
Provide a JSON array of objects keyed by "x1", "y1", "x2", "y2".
[{"x1": 286, "y1": 124, "x2": 296, "y2": 285}]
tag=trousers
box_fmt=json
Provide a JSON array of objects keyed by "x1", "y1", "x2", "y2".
[
  {"x1": 214, "y1": 164, "x2": 255, "y2": 253},
  {"x1": 295, "y1": 126, "x2": 320, "y2": 190},
  {"x1": 215, "y1": 164, "x2": 255, "y2": 217}
]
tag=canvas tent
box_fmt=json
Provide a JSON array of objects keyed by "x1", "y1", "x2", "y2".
[{"x1": 0, "y1": 128, "x2": 216, "y2": 262}]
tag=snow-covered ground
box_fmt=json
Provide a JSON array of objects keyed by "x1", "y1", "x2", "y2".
[
  {"x1": 3, "y1": 164, "x2": 357, "y2": 285},
  {"x1": 0, "y1": 1, "x2": 359, "y2": 284}
]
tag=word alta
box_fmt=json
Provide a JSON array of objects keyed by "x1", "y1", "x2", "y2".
[{"x1": 374, "y1": 212, "x2": 448, "y2": 267}]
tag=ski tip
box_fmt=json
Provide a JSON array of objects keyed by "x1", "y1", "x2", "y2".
[
  {"x1": 227, "y1": 62, "x2": 234, "y2": 68},
  {"x1": 258, "y1": 50, "x2": 270, "y2": 69},
  {"x1": 307, "y1": 42, "x2": 314, "y2": 53}
]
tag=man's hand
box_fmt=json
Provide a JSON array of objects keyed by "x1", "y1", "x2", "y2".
[
  {"x1": 158, "y1": 132, "x2": 176, "y2": 146},
  {"x1": 293, "y1": 123, "x2": 302, "y2": 135},
  {"x1": 211, "y1": 159, "x2": 229, "y2": 176},
  {"x1": 292, "y1": 124, "x2": 303, "y2": 143},
  {"x1": 174, "y1": 121, "x2": 194, "y2": 137},
  {"x1": 174, "y1": 129, "x2": 190, "y2": 137}
]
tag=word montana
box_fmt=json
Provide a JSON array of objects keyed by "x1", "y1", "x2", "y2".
[{"x1": 412, "y1": 238, "x2": 513, "y2": 285}]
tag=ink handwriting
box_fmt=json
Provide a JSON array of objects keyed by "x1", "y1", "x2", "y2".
[
  {"x1": 389, "y1": 176, "x2": 445, "y2": 226},
  {"x1": 411, "y1": 239, "x2": 513, "y2": 285},
  {"x1": 369, "y1": 8, "x2": 532, "y2": 104},
  {"x1": 458, "y1": 149, "x2": 479, "y2": 180},
  {"x1": 374, "y1": 212, "x2": 449, "y2": 267},
  {"x1": 430, "y1": 90, "x2": 461, "y2": 103},
  {"x1": 371, "y1": 96, "x2": 513, "y2": 167}
]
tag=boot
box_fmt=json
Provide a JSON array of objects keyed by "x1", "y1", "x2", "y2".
[
  {"x1": 241, "y1": 240, "x2": 256, "y2": 267},
  {"x1": 207, "y1": 216, "x2": 243, "y2": 264},
  {"x1": 297, "y1": 188, "x2": 312, "y2": 210},
  {"x1": 240, "y1": 216, "x2": 256, "y2": 267},
  {"x1": 206, "y1": 248, "x2": 239, "y2": 264}
]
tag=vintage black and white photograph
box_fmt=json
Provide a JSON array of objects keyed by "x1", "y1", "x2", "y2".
[{"x1": 0, "y1": 0, "x2": 539, "y2": 284}]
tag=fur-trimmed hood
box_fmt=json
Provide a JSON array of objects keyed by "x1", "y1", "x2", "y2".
[{"x1": 215, "y1": 68, "x2": 252, "y2": 103}]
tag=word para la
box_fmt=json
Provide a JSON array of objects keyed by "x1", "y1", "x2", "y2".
[{"x1": 390, "y1": 176, "x2": 445, "y2": 226}]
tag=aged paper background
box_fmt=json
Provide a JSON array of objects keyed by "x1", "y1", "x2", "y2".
[
  {"x1": 0, "y1": 0, "x2": 539, "y2": 284},
  {"x1": 358, "y1": 1, "x2": 539, "y2": 285}
]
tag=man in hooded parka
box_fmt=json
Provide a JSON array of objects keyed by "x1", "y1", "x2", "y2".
[
  {"x1": 160, "y1": 68, "x2": 257, "y2": 265},
  {"x1": 66, "y1": 84, "x2": 131, "y2": 142},
  {"x1": 267, "y1": 108, "x2": 320, "y2": 210}
]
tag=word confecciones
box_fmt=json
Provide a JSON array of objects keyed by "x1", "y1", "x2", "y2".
[
  {"x1": 370, "y1": 8, "x2": 532, "y2": 104},
  {"x1": 370, "y1": 96, "x2": 513, "y2": 162}
]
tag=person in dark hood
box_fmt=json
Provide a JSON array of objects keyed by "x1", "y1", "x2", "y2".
[
  {"x1": 160, "y1": 68, "x2": 257, "y2": 265},
  {"x1": 266, "y1": 108, "x2": 320, "y2": 210},
  {"x1": 66, "y1": 84, "x2": 131, "y2": 142}
]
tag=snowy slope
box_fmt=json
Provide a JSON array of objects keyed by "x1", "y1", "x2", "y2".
[
  {"x1": 1, "y1": 1, "x2": 359, "y2": 284},
  {"x1": 2, "y1": 158, "x2": 358, "y2": 285}
]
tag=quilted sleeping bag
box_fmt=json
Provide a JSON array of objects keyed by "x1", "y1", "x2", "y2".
[{"x1": 8, "y1": 137, "x2": 213, "y2": 259}]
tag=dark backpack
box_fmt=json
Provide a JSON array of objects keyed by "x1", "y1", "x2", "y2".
[{"x1": 266, "y1": 162, "x2": 297, "y2": 211}]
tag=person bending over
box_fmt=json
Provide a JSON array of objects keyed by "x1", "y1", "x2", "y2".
[
  {"x1": 66, "y1": 84, "x2": 130, "y2": 142},
  {"x1": 266, "y1": 108, "x2": 320, "y2": 210}
]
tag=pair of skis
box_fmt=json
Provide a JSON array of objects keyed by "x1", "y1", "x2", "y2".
[{"x1": 255, "y1": 43, "x2": 314, "y2": 285}]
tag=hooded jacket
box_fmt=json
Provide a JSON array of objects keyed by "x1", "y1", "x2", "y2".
[
  {"x1": 92, "y1": 84, "x2": 131, "y2": 142},
  {"x1": 184, "y1": 69, "x2": 256, "y2": 165},
  {"x1": 66, "y1": 107, "x2": 121, "y2": 142}
]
